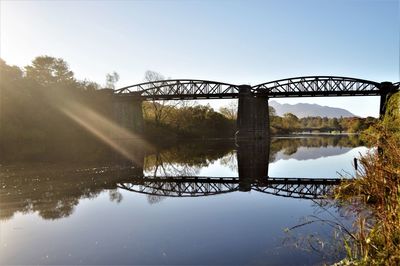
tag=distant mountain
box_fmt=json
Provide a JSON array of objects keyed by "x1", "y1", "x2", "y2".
[{"x1": 269, "y1": 101, "x2": 355, "y2": 118}]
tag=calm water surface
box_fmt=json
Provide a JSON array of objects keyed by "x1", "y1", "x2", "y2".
[{"x1": 0, "y1": 135, "x2": 367, "y2": 265}]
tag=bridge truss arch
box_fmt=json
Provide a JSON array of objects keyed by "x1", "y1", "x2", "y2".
[
  {"x1": 116, "y1": 176, "x2": 341, "y2": 199},
  {"x1": 252, "y1": 178, "x2": 340, "y2": 199},
  {"x1": 114, "y1": 79, "x2": 240, "y2": 100},
  {"x1": 117, "y1": 176, "x2": 239, "y2": 197},
  {"x1": 252, "y1": 76, "x2": 382, "y2": 98},
  {"x1": 114, "y1": 76, "x2": 399, "y2": 99}
]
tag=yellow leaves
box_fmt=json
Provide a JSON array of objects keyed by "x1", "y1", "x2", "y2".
[{"x1": 333, "y1": 111, "x2": 400, "y2": 264}]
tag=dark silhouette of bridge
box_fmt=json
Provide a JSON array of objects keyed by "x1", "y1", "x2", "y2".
[
  {"x1": 1, "y1": 138, "x2": 351, "y2": 221},
  {"x1": 107, "y1": 138, "x2": 342, "y2": 200},
  {"x1": 117, "y1": 176, "x2": 340, "y2": 200},
  {"x1": 111, "y1": 76, "x2": 399, "y2": 139}
]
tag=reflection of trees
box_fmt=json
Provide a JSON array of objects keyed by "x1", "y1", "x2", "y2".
[
  {"x1": 146, "y1": 151, "x2": 201, "y2": 177},
  {"x1": 219, "y1": 151, "x2": 238, "y2": 172},
  {"x1": 1, "y1": 142, "x2": 235, "y2": 219},
  {"x1": 144, "y1": 141, "x2": 235, "y2": 175},
  {"x1": 269, "y1": 135, "x2": 362, "y2": 162},
  {"x1": 0, "y1": 164, "x2": 140, "y2": 221},
  {"x1": 143, "y1": 141, "x2": 235, "y2": 203},
  {"x1": 109, "y1": 189, "x2": 123, "y2": 203},
  {"x1": 1, "y1": 136, "x2": 363, "y2": 220},
  {"x1": 147, "y1": 194, "x2": 165, "y2": 205}
]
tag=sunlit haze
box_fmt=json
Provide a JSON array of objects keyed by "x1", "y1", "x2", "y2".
[{"x1": 1, "y1": 0, "x2": 398, "y2": 117}]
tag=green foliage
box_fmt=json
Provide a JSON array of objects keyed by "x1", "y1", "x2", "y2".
[
  {"x1": 25, "y1": 56, "x2": 75, "y2": 86},
  {"x1": 0, "y1": 56, "x2": 113, "y2": 161},
  {"x1": 143, "y1": 102, "x2": 236, "y2": 139},
  {"x1": 269, "y1": 109, "x2": 377, "y2": 134},
  {"x1": 0, "y1": 57, "x2": 238, "y2": 162},
  {"x1": 382, "y1": 92, "x2": 400, "y2": 139},
  {"x1": 219, "y1": 101, "x2": 237, "y2": 120},
  {"x1": 269, "y1": 135, "x2": 361, "y2": 161},
  {"x1": 105, "y1": 72, "x2": 119, "y2": 89},
  {"x1": 0, "y1": 140, "x2": 235, "y2": 220},
  {"x1": 334, "y1": 92, "x2": 400, "y2": 265}
]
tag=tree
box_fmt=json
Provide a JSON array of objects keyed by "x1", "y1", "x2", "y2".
[
  {"x1": 349, "y1": 119, "x2": 361, "y2": 133},
  {"x1": 0, "y1": 59, "x2": 25, "y2": 143},
  {"x1": 144, "y1": 70, "x2": 164, "y2": 83},
  {"x1": 25, "y1": 56, "x2": 75, "y2": 86},
  {"x1": 144, "y1": 70, "x2": 172, "y2": 125},
  {"x1": 322, "y1": 116, "x2": 329, "y2": 127},
  {"x1": 269, "y1": 106, "x2": 276, "y2": 117},
  {"x1": 329, "y1": 117, "x2": 340, "y2": 129},
  {"x1": 0, "y1": 58, "x2": 23, "y2": 83},
  {"x1": 105, "y1": 71, "x2": 119, "y2": 89},
  {"x1": 78, "y1": 79, "x2": 101, "y2": 91},
  {"x1": 282, "y1": 113, "x2": 300, "y2": 130},
  {"x1": 219, "y1": 101, "x2": 237, "y2": 120}
]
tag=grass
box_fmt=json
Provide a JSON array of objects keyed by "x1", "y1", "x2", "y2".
[{"x1": 333, "y1": 92, "x2": 400, "y2": 265}]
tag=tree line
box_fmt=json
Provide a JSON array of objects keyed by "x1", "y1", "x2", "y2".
[
  {"x1": 0, "y1": 55, "x2": 377, "y2": 161},
  {"x1": 1, "y1": 134, "x2": 362, "y2": 220},
  {"x1": 0, "y1": 56, "x2": 235, "y2": 161},
  {"x1": 218, "y1": 101, "x2": 377, "y2": 134},
  {"x1": 269, "y1": 110, "x2": 377, "y2": 134},
  {"x1": 0, "y1": 56, "x2": 119, "y2": 161}
]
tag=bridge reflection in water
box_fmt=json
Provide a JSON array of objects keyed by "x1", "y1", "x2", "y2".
[
  {"x1": 117, "y1": 176, "x2": 340, "y2": 200},
  {"x1": 114, "y1": 139, "x2": 341, "y2": 200},
  {"x1": 0, "y1": 137, "x2": 352, "y2": 221}
]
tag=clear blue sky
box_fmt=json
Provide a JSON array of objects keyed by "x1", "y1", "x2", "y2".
[{"x1": 1, "y1": 0, "x2": 399, "y2": 117}]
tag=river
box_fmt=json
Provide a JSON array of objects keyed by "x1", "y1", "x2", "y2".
[{"x1": 0, "y1": 135, "x2": 367, "y2": 265}]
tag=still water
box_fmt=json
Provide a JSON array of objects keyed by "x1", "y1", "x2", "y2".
[{"x1": 1, "y1": 135, "x2": 367, "y2": 265}]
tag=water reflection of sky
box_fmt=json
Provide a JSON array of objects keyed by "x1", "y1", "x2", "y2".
[
  {"x1": 1, "y1": 185, "x2": 348, "y2": 265},
  {"x1": 183, "y1": 146, "x2": 370, "y2": 178},
  {"x1": 269, "y1": 146, "x2": 369, "y2": 178},
  {"x1": 0, "y1": 137, "x2": 365, "y2": 265}
]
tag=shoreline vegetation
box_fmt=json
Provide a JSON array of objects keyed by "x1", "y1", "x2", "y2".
[
  {"x1": 333, "y1": 92, "x2": 400, "y2": 265},
  {"x1": 1, "y1": 56, "x2": 377, "y2": 162},
  {"x1": 2, "y1": 55, "x2": 399, "y2": 264}
]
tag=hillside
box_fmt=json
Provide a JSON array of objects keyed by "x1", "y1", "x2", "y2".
[{"x1": 270, "y1": 101, "x2": 355, "y2": 118}]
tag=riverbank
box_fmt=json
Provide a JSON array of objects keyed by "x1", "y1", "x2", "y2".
[{"x1": 333, "y1": 92, "x2": 400, "y2": 265}]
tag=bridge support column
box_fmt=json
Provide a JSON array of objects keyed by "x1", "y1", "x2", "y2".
[
  {"x1": 111, "y1": 95, "x2": 146, "y2": 166},
  {"x1": 236, "y1": 85, "x2": 269, "y2": 140},
  {"x1": 379, "y1": 82, "x2": 397, "y2": 117},
  {"x1": 113, "y1": 94, "x2": 144, "y2": 136},
  {"x1": 236, "y1": 139, "x2": 270, "y2": 191}
]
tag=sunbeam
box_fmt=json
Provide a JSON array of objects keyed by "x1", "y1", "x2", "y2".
[{"x1": 59, "y1": 100, "x2": 152, "y2": 166}]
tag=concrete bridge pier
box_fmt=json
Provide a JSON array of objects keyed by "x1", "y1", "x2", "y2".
[
  {"x1": 110, "y1": 94, "x2": 146, "y2": 167},
  {"x1": 236, "y1": 139, "x2": 270, "y2": 191},
  {"x1": 379, "y1": 82, "x2": 397, "y2": 117},
  {"x1": 236, "y1": 85, "x2": 269, "y2": 140},
  {"x1": 113, "y1": 93, "x2": 144, "y2": 135}
]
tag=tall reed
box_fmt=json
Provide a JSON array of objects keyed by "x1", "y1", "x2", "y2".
[{"x1": 334, "y1": 92, "x2": 400, "y2": 265}]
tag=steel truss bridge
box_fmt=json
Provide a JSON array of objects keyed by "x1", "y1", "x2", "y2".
[
  {"x1": 116, "y1": 176, "x2": 341, "y2": 200},
  {"x1": 115, "y1": 76, "x2": 399, "y2": 100}
]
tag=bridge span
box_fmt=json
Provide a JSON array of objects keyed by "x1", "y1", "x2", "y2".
[
  {"x1": 117, "y1": 176, "x2": 341, "y2": 200},
  {"x1": 110, "y1": 76, "x2": 399, "y2": 139}
]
